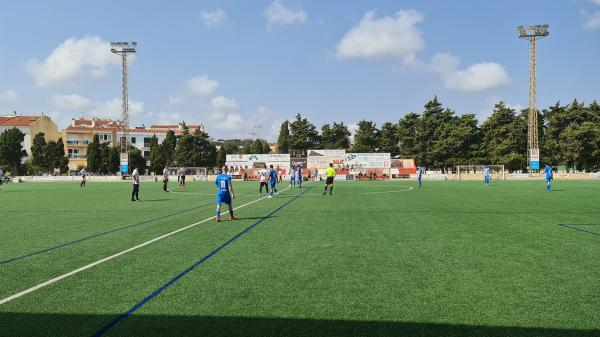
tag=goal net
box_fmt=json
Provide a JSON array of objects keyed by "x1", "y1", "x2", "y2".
[
  {"x1": 456, "y1": 165, "x2": 506, "y2": 180},
  {"x1": 167, "y1": 167, "x2": 209, "y2": 182}
]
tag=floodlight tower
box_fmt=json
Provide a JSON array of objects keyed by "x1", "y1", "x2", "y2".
[
  {"x1": 255, "y1": 124, "x2": 263, "y2": 140},
  {"x1": 517, "y1": 25, "x2": 549, "y2": 172},
  {"x1": 110, "y1": 41, "x2": 138, "y2": 174}
]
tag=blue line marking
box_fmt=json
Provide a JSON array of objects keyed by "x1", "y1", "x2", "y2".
[
  {"x1": 559, "y1": 224, "x2": 600, "y2": 237},
  {"x1": 91, "y1": 188, "x2": 309, "y2": 337},
  {"x1": 1, "y1": 190, "x2": 256, "y2": 265},
  {"x1": 0, "y1": 206, "x2": 206, "y2": 265}
]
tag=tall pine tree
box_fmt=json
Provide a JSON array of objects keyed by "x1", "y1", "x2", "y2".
[
  {"x1": 86, "y1": 134, "x2": 101, "y2": 173},
  {"x1": 351, "y1": 120, "x2": 379, "y2": 153},
  {"x1": 289, "y1": 114, "x2": 320, "y2": 150},
  {"x1": 277, "y1": 120, "x2": 290, "y2": 154}
]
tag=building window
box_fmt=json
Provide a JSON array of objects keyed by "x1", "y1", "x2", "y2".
[
  {"x1": 131, "y1": 137, "x2": 136, "y2": 144},
  {"x1": 67, "y1": 149, "x2": 86, "y2": 159},
  {"x1": 143, "y1": 151, "x2": 150, "y2": 160},
  {"x1": 144, "y1": 137, "x2": 152, "y2": 148},
  {"x1": 99, "y1": 134, "x2": 112, "y2": 142}
]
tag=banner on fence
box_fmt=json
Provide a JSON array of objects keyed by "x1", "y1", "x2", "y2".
[
  {"x1": 345, "y1": 153, "x2": 391, "y2": 169},
  {"x1": 307, "y1": 152, "x2": 390, "y2": 170},
  {"x1": 225, "y1": 153, "x2": 291, "y2": 169},
  {"x1": 291, "y1": 158, "x2": 307, "y2": 169},
  {"x1": 307, "y1": 149, "x2": 346, "y2": 157}
]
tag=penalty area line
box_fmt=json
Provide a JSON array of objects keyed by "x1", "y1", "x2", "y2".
[{"x1": 0, "y1": 186, "x2": 292, "y2": 306}]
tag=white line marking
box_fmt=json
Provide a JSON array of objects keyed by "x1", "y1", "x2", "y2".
[{"x1": 0, "y1": 186, "x2": 292, "y2": 305}]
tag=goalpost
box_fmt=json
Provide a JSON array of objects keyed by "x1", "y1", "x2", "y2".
[
  {"x1": 456, "y1": 165, "x2": 506, "y2": 181},
  {"x1": 167, "y1": 167, "x2": 209, "y2": 182}
]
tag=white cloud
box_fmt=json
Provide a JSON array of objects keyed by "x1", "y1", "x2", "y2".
[
  {"x1": 431, "y1": 53, "x2": 510, "y2": 92},
  {"x1": 265, "y1": 0, "x2": 307, "y2": 29},
  {"x1": 200, "y1": 9, "x2": 228, "y2": 27},
  {"x1": 580, "y1": 0, "x2": 600, "y2": 29},
  {"x1": 51, "y1": 94, "x2": 93, "y2": 110},
  {"x1": 209, "y1": 95, "x2": 243, "y2": 131},
  {"x1": 336, "y1": 9, "x2": 424, "y2": 62},
  {"x1": 168, "y1": 95, "x2": 183, "y2": 105},
  {"x1": 211, "y1": 95, "x2": 239, "y2": 112},
  {"x1": 187, "y1": 75, "x2": 219, "y2": 97},
  {"x1": 90, "y1": 97, "x2": 144, "y2": 118},
  {"x1": 145, "y1": 111, "x2": 184, "y2": 125},
  {"x1": 0, "y1": 89, "x2": 17, "y2": 102},
  {"x1": 335, "y1": 9, "x2": 509, "y2": 93},
  {"x1": 215, "y1": 113, "x2": 244, "y2": 131},
  {"x1": 583, "y1": 10, "x2": 600, "y2": 29},
  {"x1": 26, "y1": 36, "x2": 121, "y2": 87}
]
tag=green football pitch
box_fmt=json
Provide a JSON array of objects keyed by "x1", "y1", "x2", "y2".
[{"x1": 0, "y1": 179, "x2": 599, "y2": 337}]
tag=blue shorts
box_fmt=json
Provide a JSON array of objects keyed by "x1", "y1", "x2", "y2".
[
  {"x1": 216, "y1": 192, "x2": 231, "y2": 205},
  {"x1": 546, "y1": 176, "x2": 552, "y2": 182},
  {"x1": 270, "y1": 180, "x2": 277, "y2": 188}
]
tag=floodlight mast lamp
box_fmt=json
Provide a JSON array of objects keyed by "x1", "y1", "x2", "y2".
[
  {"x1": 110, "y1": 41, "x2": 137, "y2": 173},
  {"x1": 517, "y1": 25, "x2": 549, "y2": 173}
]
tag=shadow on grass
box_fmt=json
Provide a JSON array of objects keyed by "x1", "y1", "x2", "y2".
[
  {"x1": 232, "y1": 215, "x2": 277, "y2": 221},
  {"x1": 1, "y1": 313, "x2": 599, "y2": 337}
]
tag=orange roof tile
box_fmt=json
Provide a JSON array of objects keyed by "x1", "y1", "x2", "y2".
[
  {"x1": 0, "y1": 115, "x2": 43, "y2": 127},
  {"x1": 64, "y1": 119, "x2": 204, "y2": 134}
]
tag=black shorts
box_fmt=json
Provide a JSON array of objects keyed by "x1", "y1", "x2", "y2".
[
  {"x1": 326, "y1": 176, "x2": 334, "y2": 185},
  {"x1": 260, "y1": 182, "x2": 268, "y2": 187},
  {"x1": 180, "y1": 176, "x2": 186, "y2": 182}
]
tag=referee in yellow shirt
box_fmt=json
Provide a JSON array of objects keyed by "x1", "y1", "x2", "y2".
[{"x1": 323, "y1": 163, "x2": 336, "y2": 195}]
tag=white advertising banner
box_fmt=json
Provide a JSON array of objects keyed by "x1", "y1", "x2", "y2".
[
  {"x1": 307, "y1": 149, "x2": 346, "y2": 157},
  {"x1": 246, "y1": 154, "x2": 269, "y2": 162},
  {"x1": 307, "y1": 156, "x2": 345, "y2": 169},
  {"x1": 226, "y1": 153, "x2": 291, "y2": 169},
  {"x1": 226, "y1": 154, "x2": 248, "y2": 162},
  {"x1": 345, "y1": 153, "x2": 391, "y2": 169},
  {"x1": 268, "y1": 154, "x2": 290, "y2": 162}
]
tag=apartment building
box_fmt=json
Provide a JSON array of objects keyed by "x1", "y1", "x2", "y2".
[
  {"x1": 63, "y1": 118, "x2": 204, "y2": 170},
  {"x1": 0, "y1": 113, "x2": 60, "y2": 161}
]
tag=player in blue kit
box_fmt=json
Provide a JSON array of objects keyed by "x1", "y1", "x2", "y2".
[
  {"x1": 483, "y1": 166, "x2": 490, "y2": 186},
  {"x1": 268, "y1": 164, "x2": 279, "y2": 198},
  {"x1": 289, "y1": 166, "x2": 296, "y2": 188},
  {"x1": 215, "y1": 166, "x2": 237, "y2": 222},
  {"x1": 296, "y1": 165, "x2": 303, "y2": 188},
  {"x1": 544, "y1": 164, "x2": 553, "y2": 191}
]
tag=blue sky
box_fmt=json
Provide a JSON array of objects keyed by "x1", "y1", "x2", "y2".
[{"x1": 0, "y1": 0, "x2": 598, "y2": 141}]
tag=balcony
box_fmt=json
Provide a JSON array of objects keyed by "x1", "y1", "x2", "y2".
[
  {"x1": 67, "y1": 154, "x2": 87, "y2": 159},
  {"x1": 66, "y1": 140, "x2": 90, "y2": 145}
]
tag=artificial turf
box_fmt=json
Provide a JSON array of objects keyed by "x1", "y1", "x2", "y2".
[{"x1": 0, "y1": 179, "x2": 599, "y2": 337}]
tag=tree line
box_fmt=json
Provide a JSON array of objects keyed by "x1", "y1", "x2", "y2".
[
  {"x1": 0, "y1": 129, "x2": 70, "y2": 175},
  {"x1": 1, "y1": 97, "x2": 598, "y2": 175},
  {"x1": 275, "y1": 97, "x2": 600, "y2": 172}
]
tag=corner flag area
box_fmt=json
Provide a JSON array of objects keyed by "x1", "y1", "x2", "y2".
[{"x1": 1, "y1": 180, "x2": 599, "y2": 337}]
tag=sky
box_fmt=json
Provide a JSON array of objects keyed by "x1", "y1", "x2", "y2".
[{"x1": 0, "y1": 0, "x2": 598, "y2": 141}]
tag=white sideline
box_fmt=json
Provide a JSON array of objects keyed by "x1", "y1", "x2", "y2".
[{"x1": 0, "y1": 186, "x2": 291, "y2": 305}]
